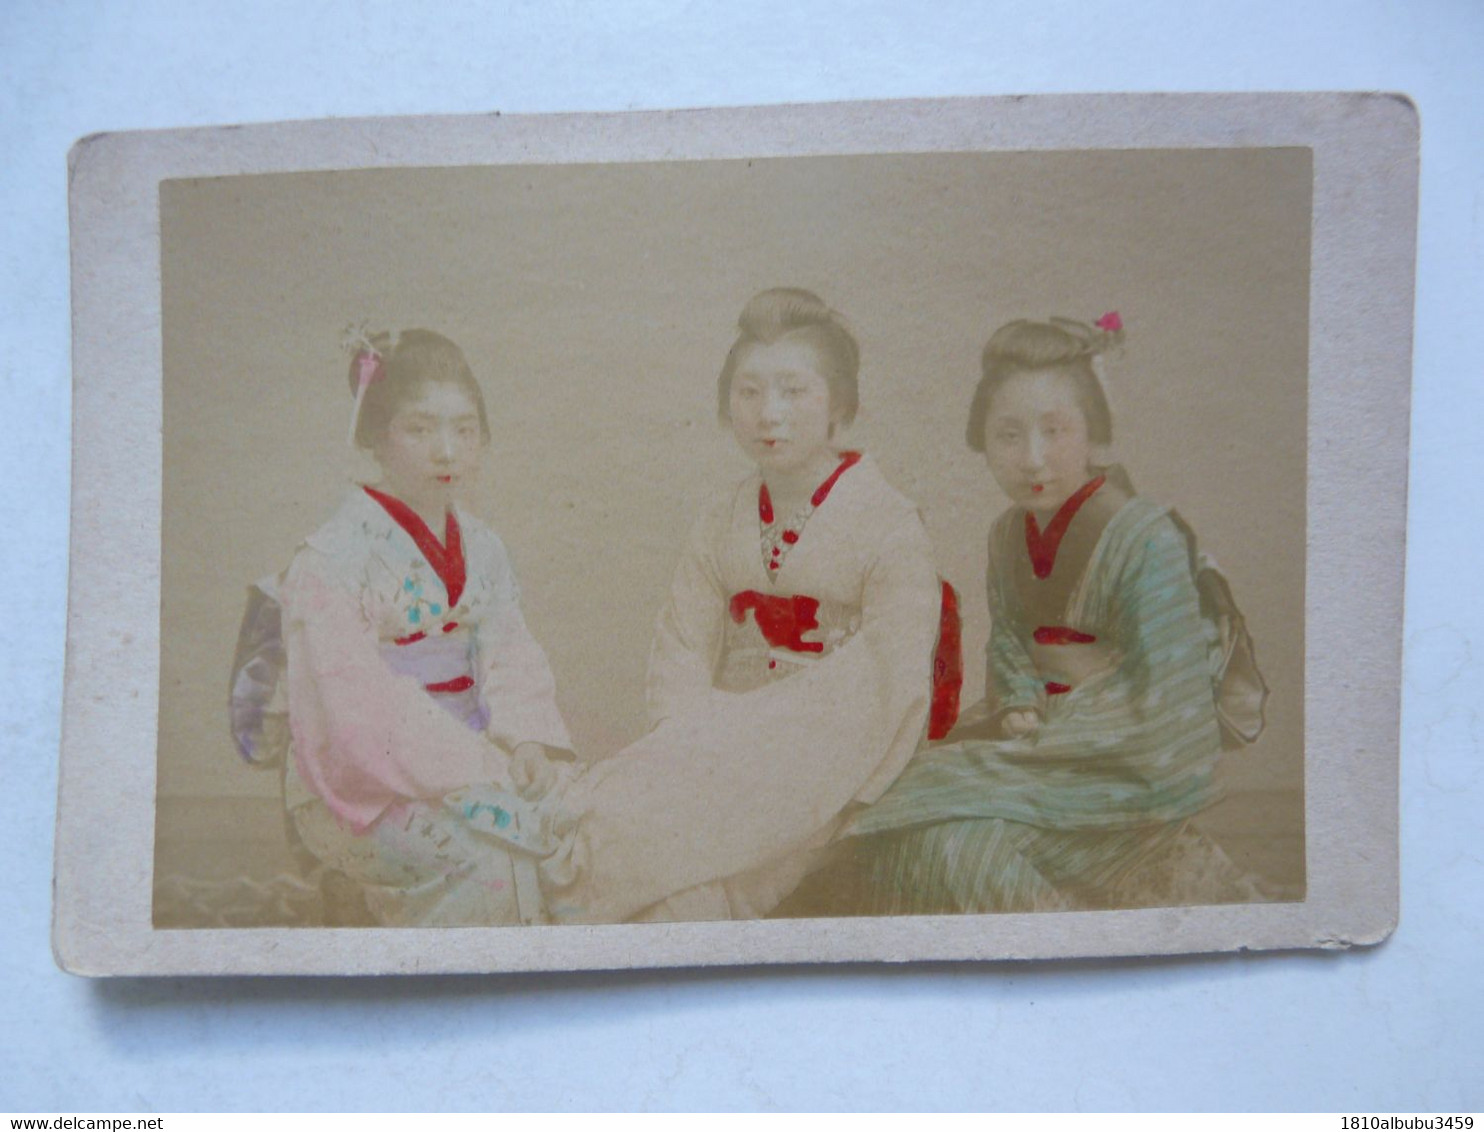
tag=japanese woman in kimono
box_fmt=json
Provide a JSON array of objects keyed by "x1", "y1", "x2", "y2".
[
  {"x1": 538, "y1": 289, "x2": 949, "y2": 923},
  {"x1": 278, "y1": 329, "x2": 573, "y2": 926},
  {"x1": 803, "y1": 314, "x2": 1264, "y2": 915}
]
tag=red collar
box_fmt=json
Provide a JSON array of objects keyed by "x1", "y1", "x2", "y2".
[
  {"x1": 1024, "y1": 475, "x2": 1105, "y2": 580},
  {"x1": 758, "y1": 450, "x2": 862, "y2": 524},
  {"x1": 363, "y1": 485, "x2": 466, "y2": 609}
]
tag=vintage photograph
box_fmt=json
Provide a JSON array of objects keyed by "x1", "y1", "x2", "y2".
[
  {"x1": 151, "y1": 146, "x2": 1307, "y2": 930},
  {"x1": 55, "y1": 95, "x2": 1414, "y2": 974}
]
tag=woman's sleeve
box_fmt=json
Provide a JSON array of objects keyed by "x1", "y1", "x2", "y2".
[
  {"x1": 1103, "y1": 518, "x2": 1221, "y2": 730},
  {"x1": 836, "y1": 508, "x2": 948, "y2": 797},
  {"x1": 1031, "y1": 515, "x2": 1222, "y2": 774},
  {"x1": 644, "y1": 509, "x2": 730, "y2": 728},
  {"x1": 281, "y1": 548, "x2": 513, "y2": 833},
  {"x1": 984, "y1": 519, "x2": 1044, "y2": 716},
  {"x1": 474, "y1": 540, "x2": 574, "y2": 756}
]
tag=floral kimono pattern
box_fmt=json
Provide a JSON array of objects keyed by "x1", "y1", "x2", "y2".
[{"x1": 279, "y1": 486, "x2": 572, "y2": 926}]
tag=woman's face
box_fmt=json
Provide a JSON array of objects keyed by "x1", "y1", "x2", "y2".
[
  {"x1": 374, "y1": 382, "x2": 485, "y2": 515},
  {"x1": 728, "y1": 337, "x2": 841, "y2": 482},
  {"x1": 982, "y1": 368, "x2": 1096, "y2": 515}
]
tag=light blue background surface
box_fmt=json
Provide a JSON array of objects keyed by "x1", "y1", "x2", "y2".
[{"x1": 4, "y1": 0, "x2": 1481, "y2": 1112}]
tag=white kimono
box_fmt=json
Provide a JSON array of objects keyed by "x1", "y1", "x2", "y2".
[
  {"x1": 279, "y1": 487, "x2": 572, "y2": 925},
  {"x1": 542, "y1": 452, "x2": 942, "y2": 922}
]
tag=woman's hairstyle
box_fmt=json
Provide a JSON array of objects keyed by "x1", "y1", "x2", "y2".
[
  {"x1": 965, "y1": 316, "x2": 1122, "y2": 451},
  {"x1": 347, "y1": 328, "x2": 491, "y2": 449},
  {"x1": 716, "y1": 288, "x2": 861, "y2": 426}
]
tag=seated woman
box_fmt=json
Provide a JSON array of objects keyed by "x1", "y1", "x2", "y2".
[
  {"x1": 275, "y1": 328, "x2": 573, "y2": 926},
  {"x1": 799, "y1": 313, "x2": 1263, "y2": 916},
  {"x1": 539, "y1": 289, "x2": 948, "y2": 923}
]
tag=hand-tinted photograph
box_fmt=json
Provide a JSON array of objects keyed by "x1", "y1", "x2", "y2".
[{"x1": 152, "y1": 146, "x2": 1308, "y2": 930}]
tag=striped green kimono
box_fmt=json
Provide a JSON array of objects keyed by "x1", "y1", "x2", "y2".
[{"x1": 793, "y1": 478, "x2": 1239, "y2": 916}]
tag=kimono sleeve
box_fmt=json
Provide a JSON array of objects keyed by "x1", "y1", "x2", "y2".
[
  {"x1": 1098, "y1": 516, "x2": 1224, "y2": 739},
  {"x1": 1030, "y1": 512, "x2": 1224, "y2": 795},
  {"x1": 644, "y1": 506, "x2": 730, "y2": 728},
  {"x1": 841, "y1": 506, "x2": 947, "y2": 799},
  {"x1": 280, "y1": 547, "x2": 514, "y2": 834},
  {"x1": 984, "y1": 515, "x2": 1043, "y2": 715},
  {"x1": 472, "y1": 536, "x2": 574, "y2": 755}
]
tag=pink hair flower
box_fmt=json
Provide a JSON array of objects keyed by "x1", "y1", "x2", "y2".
[
  {"x1": 354, "y1": 349, "x2": 383, "y2": 390},
  {"x1": 1095, "y1": 311, "x2": 1123, "y2": 333}
]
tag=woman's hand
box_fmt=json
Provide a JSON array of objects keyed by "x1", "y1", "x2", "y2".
[
  {"x1": 1000, "y1": 709, "x2": 1041, "y2": 739},
  {"x1": 511, "y1": 741, "x2": 559, "y2": 800}
]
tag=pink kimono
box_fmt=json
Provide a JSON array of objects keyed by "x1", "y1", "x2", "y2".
[{"x1": 279, "y1": 486, "x2": 572, "y2": 926}]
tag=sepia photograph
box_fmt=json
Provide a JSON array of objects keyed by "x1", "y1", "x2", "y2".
[
  {"x1": 55, "y1": 94, "x2": 1414, "y2": 974},
  {"x1": 153, "y1": 147, "x2": 1306, "y2": 931}
]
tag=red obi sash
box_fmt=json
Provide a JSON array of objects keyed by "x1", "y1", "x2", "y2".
[
  {"x1": 729, "y1": 591, "x2": 824, "y2": 653},
  {"x1": 727, "y1": 579, "x2": 963, "y2": 740},
  {"x1": 1033, "y1": 626, "x2": 1098, "y2": 696},
  {"x1": 1034, "y1": 626, "x2": 1096, "y2": 646},
  {"x1": 929, "y1": 580, "x2": 963, "y2": 739}
]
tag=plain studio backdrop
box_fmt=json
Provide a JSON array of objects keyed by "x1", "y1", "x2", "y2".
[
  {"x1": 155, "y1": 148, "x2": 1308, "y2": 908},
  {"x1": 6, "y1": 0, "x2": 1480, "y2": 1113}
]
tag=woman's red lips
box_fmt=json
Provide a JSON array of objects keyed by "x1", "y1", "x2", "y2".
[{"x1": 1031, "y1": 484, "x2": 1044, "y2": 493}]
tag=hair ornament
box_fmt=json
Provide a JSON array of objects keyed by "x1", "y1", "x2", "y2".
[
  {"x1": 1088, "y1": 312, "x2": 1123, "y2": 391},
  {"x1": 1091, "y1": 311, "x2": 1125, "y2": 356},
  {"x1": 1041, "y1": 312, "x2": 1123, "y2": 394},
  {"x1": 342, "y1": 323, "x2": 390, "y2": 447},
  {"x1": 353, "y1": 348, "x2": 382, "y2": 386}
]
